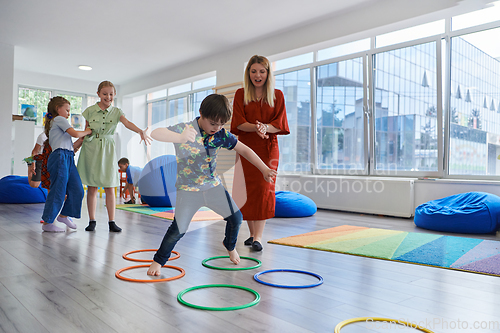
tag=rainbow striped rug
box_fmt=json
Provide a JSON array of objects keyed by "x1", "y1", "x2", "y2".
[
  {"x1": 269, "y1": 225, "x2": 500, "y2": 276},
  {"x1": 116, "y1": 204, "x2": 223, "y2": 221}
]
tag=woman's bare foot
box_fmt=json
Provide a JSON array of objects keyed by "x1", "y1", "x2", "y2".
[
  {"x1": 147, "y1": 261, "x2": 162, "y2": 276},
  {"x1": 228, "y1": 248, "x2": 240, "y2": 265}
]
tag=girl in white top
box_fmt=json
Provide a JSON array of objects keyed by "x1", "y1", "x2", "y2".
[
  {"x1": 27, "y1": 132, "x2": 47, "y2": 188},
  {"x1": 40, "y1": 97, "x2": 92, "y2": 232}
]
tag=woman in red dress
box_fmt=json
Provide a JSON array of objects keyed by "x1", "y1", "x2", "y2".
[{"x1": 231, "y1": 55, "x2": 290, "y2": 251}]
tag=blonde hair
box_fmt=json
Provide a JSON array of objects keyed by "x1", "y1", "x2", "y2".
[
  {"x1": 97, "y1": 80, "x2": 116, "y2": 94},
  {"x1": 44, "y1": 96, "x2": 70, "y2": 138},
  {"x1": 243, "y1": 55, "x2": 275, "y2": 107}
]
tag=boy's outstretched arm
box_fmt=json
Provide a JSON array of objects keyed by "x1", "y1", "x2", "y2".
[
  {"x1": 233, "y1": 141, "x2": 277, "y2": 182},
  {"x1": 151, "y1": 124, "x2": 197, "y2": 143}
]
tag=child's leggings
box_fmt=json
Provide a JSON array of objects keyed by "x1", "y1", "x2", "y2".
[
  {"x1": 153, "y1": 185, "x2": 242, "y2": 266},
  {"x1": 41, "y1": 149, "x2": 84, "y2": 224}
]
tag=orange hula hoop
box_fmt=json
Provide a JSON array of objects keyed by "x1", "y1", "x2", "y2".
[
  {"x1": 122, "y1": 249, "x2": 180, "y2": 262},
  {"x1": 115, "y1": 264, "x2": 185, "y2": 283}
]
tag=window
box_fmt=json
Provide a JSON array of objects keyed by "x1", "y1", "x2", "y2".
[
  {"x1": 191, "y1": 90, "x2": 211, "y2": 116},
  {"x1": 373, "y1": 42, "x2": 439, "y2": 172},
  {"x1": 273, "y1": 53, "x2": 313, "y2": 72},
  {"x1": 275, "y1": 68, "x2": 311, "y2": 172},
  {"x1": 169, "y1": 97, "x2": 189, "y2": 124},
  {"x1": 317, "y1": 38, "x2": 370, "y2": 61},
  {"x1": 87, "y1": 96, "x2": 99, "y2": 107},
  {"x1": 264, "y1": 9, "x2": 500, "y2": 178},
  {"x1": 316, "y1": 58, "x2": 365, "y2": 172},
  {"x1": 58, "y1": 93, "x2": 84, "y2": 129},
  {"x1": 376, "y1": 20, "x2": 445, "y2": 48},
  {"x1": 147, "y1": 89, "x2": 167, "y2": 100},
  {"x1": 149, "y1": 100, "x2": 168, "y2": 158},
  {"x1": 18, "y1": 87, "x2": 51, "y2": 125},
  {"x1": 18, "y1": 87, "x2": 95, "y2": 127},
  {"x1": 449, "y1": 27, "x2": 500, "y2": 175},
  {"x1": 168, "y1": 83, "x2": 191, "y2": 96},
  {"x1": 193, "y1": 77, "x2": 216, "y2": 90},
  {"x1": 148, "y1": 91, "x2": 212, "y2": 160},
  {"x1": 146, "y1": 76, "x2": 216, "y2": 160}
]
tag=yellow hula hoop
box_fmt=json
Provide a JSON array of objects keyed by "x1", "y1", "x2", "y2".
[{"x1": 335, "y1": 317, "x2": 434, "y2": 333}]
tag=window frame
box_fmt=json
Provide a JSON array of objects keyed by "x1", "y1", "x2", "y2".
[
  {"x1": 17, "y1": 85, "x2": 97, "y2": 127},
  {"x1": 312, "y1": 53, "x2": 370, "y2": 176},
  {"x1": 368, "y1": 35, "x2": 444, "y2": 178},
  {"x1": 145, "y1": 83, "x2": 216, "y2": 161},
  {"x1": 443, "y1": 22, "x2": 500, "y2": 180}
]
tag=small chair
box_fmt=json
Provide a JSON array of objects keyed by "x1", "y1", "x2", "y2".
[
  {"x1": 119, "y1": 169, "x2": 128, "y2": 199},
  {"x1": 119, "y1": 169, "x2": 140, "y2": 201}
]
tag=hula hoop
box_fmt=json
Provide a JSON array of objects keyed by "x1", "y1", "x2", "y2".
[
  {"x1": 202, "y1": 256, "x2": 262, "y2": 270},
  {"x1": 253, "y1": 269, "x2": 323, "y2": 288},
  {"x1": 122, "y1": 249, "x2": 180, "y2": 262},
  {"x1": 177, "y1": 284, "x2": 260, "y2": 311},
  {"x1": 335, "y1": 317, "x2": 434, "y2": 333},
  {"x1": 115, "y1": 264, "x2": 185, "y2": 283}
]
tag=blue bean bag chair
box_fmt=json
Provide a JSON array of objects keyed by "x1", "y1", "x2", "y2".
[
  {"x1": 0, "y1": 175, "x2": 48, "y2": 204},
  {"x1": 137, "y1": 155, "x2": 177, "y2": 207},
  {"x1": 414, "y1": 192, "x2": 500, "y2": 234},
  {"x1": 275, "y1": 191, "x2": 317, "y2": 218}
]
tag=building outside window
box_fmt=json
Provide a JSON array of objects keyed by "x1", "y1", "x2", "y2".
[
  {"x1": 271, "y1": 6, "x2": 500, "y2": 179},
  {"x1": 275, "y1": 68, "x2": 311, "y2": 172},
  {"x1": 373, "y1": 42, "x2": 439, "y2": 173},
  {"x1": 316, "y1": 57, "x2": 365, "y2": 172},
  {"x1": 449, "y1": 28, "x2": 500, "y2": 176}
]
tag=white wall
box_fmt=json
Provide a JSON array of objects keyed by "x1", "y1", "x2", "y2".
[
  {"x1": 12, "y1": 120, "x2": 35, "y2": 176},
  {"x1": 1, "y1": 43, "x2": 15, "y2": 177},
  {"x1": 117, "y1": 95, "x2": 148, "y2": 168},
  {"x1": 275, "y1": 175, "x2": 500, "y2": 218},
  {"x1": 414, "y1": 179, "x2": 500, "y2": 207},
  {"x1": 120, "y1": 0, "x2": 473, "y2": 96}
]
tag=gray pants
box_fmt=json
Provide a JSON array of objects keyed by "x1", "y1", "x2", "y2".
[{"x1": 153, "y1": 185, "x2": 242, "y2": 266}]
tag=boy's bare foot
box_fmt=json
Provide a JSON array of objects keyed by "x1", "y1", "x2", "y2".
[
  {"x1": 147, "y1": 261, "x2": 162, "y2": 276},
  {"x1": 228, "y1": 248, "x2": 240, "y2": 265}
]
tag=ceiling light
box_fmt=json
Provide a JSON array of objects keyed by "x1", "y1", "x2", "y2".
[{"x1": 78, "y1": 65, "x2": 92, "y2": 71}]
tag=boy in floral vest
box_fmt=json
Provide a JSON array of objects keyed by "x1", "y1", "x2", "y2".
[{"x1": 147, "y1": 94, "x2": 276, "y2": 276}]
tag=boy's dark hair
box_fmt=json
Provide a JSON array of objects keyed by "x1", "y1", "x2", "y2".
[
  {"x1": 118, "y1": 157, "x2": 129, "y2": 165},
  {"x1": 199, "y1": 94, "x2": 232, "y2": 124}
]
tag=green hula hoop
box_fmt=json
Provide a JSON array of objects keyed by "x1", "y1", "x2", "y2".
[
  {"x1": 202, "y1": 256, "x2": 262, "y2": 270},
  {"x1": 177, "y1": 284, "x2": 260, "y2": 311}
]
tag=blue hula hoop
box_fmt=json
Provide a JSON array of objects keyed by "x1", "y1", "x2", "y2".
[{"x1": 254, "y1": 269, "x2": 323, "y2": 288}]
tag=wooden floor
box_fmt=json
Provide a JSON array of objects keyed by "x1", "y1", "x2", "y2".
[{"x1": 1, "y1": 197, "x2": 500, "y2": 333}]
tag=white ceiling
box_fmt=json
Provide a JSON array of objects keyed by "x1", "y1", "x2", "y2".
[{"x1": 0, "y1": 0, "x2": 375, "y2": 85}]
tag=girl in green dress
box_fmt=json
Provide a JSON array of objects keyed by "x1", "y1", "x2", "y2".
[{"x1": 77, "y1": 81, "x2": 151, "y2": 232}]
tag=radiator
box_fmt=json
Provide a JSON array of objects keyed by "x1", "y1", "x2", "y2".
[{"x1": 277, "y1": 176, "x2": 416, "y2": 218}]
